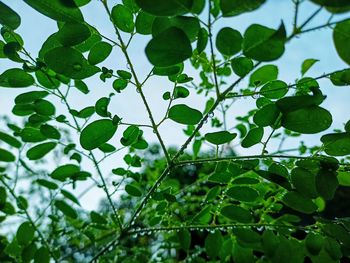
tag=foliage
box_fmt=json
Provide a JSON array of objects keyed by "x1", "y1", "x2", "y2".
[{"x1": 0, "y1": 0, "x2": 350, "y2": 262}]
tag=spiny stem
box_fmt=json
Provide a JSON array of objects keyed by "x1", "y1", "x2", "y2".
[
  {"x1": 127, "y1": 222, "x2": 317, "y2": 234},
  {"x1": 175, "y1": 154, "x2": 315, "y2": 166}
]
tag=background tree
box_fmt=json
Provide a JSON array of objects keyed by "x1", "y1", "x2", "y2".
[{"x1": 0, "y1": 0, "x2": 350, "y2": 262}]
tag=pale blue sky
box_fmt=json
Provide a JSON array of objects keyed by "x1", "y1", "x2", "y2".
[{"x1": 1, "y1": 0, "x2": 350, "y2": 209}]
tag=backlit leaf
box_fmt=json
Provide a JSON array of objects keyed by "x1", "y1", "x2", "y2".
[
  {"x1": 16, "y1": 222, "x2": 35, "y2": 246},
  {"x1": 135, "y1": 0, "x2": 193, "y2": 16},
  {"x1": 241, "y1": 127, "x2": 264, "y2": 148},
  {"x1": 282, "y1": 191, "x2": 317, "y2": 214},
  {"x1": 145, "y1": 27, "x2": 192, "y2": 67},
  {"x1": 0, "y1": 148, "x2": 16, "y2": 162},
  {"x1": 56, "y1": 22, "x2": 91, "y2": 46},
  {"x1": 0, "y1": 2, "x2": 21, "y2": 29},
  {"x1": 26, "y1": 142, "x2": 57, "y2": 160},
  {"x1": 204, "y1": 131, "x2": 237, "y2": 145},
  {"x1": 112, "y1": 4, "x2": 134, "y2": 33},
  {"x1": 333, "y1": 19, "x2": 350, "y2": 65},
  {"x1": 168, "y1": 104, "x2": 202, "y2": 125},
  {"x1": 54, "y1": 200, "x2": 78, "y2": 219},
  {"x1": 23, "y1": 0, "x2": 83, "y2": 22},
  {"x1": 0, "y1": 69, "x2": 34, "y2": 88},
  {"x1": 216, "y1": 27, "x2": 242, "y2": 56},
  {"x1": 243, "y1": 23, "x2": 286, "y2": 61},
  {"x1": 221, "y1": 205, "x2": 253, "y2": 223},
  {"x1": 80, "y1": 119, "x2": 117, "y2": 150}
]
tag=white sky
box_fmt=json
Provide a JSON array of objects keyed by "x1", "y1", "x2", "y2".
[{"x1": 1, "y1": 0, "x2": 350, "y2": 210}]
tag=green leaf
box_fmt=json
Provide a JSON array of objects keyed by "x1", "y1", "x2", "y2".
[
  {"x1": 0, "y1": 69, "x2": 34, "y2": 88},
  {"x1": 15, "y1": 91, "x2": 49, "y2": 104},
  {"x1": 135, "y1": 0, "x2": 193, "y2": 16},
  {"x1": 220, "y1": 0, "x2": 266, "y2": 17},
  {"x1": 260, "y1": 80, "x2": 288, "y2": 99},
  {"x1": 95, "y1": 97, "x2": 111, "y2": 117},
  {"x1": 208, "y1": 171, "x2": 232, "y2": 183},
  {"x1": 243, "y1": 23, "x2": 286, "y2": 61},
  {"x1": 192, "y1": 205, "x2": 212, "y2": 224},
  {"x1": 168, "y1": 104, "x2": 202, "y2": 125},
  {"x1": 80, "y1": 119, "x2": 117, "y2": 150},
  {"x1": 23, "y1": 0, "x2": 84, "y2": 22},
  {"x1": 61, "y1": 189, "x2": 80, "y2": 205},
  {"x1": 316, "y1": 169, "x2": 338, "y2": 200},
  {"x1": 35, "y1": 71, "x2": 60, "y2": 89},
  {"x1": 221, "y1": 205, "x2": 253, "y2": 223},
  {"x1": 301, "y1": 58, "x2": 319, "y2": 76},
  {"x1": 305, "y1": 233, "x2": 324, "y2": 255},
  {"x1": 145, "y1": 27, "x2": 192, "y2": 67},
  {"x1": 177, "y1": 229, "x2": 191, "y2": 251},
  {"x1": 197, "y1": 27, "x2": 208, "y2": 53},
  {"x1": 204, "y1": 131, "x2": 237, "y2": 145},
  {"x1": 34, "y1": 247, "x2": 50, "y2": 263},
  {"x1": 117, "y1": 70, "x2": 132, "y2": 80},
  {"x1": 36, "y1": 179, "x2": 58, "y2": 190},
  {"x1": 40, "y1": 124, "x2": 61, "y2": 140},
  {"x1": 125, "y1": 184, "x2": 142, "y2": 197},
  {"x1": 338, "y1": 171, "x2": 350, "y2": 186},
  {"x1": 253, "y1": 103, "x2": 281, "y2": 127},
  {"x1": 216, "y1": 27, "x2": 242, "y2": 56},
  {"x1": 0, "y1": 187, "x2": 7, "y2": 206},
  {"x1": 44, "y1": 46, "x2": 99, "y2": 79},
  {"x1": 34, "y1": 99, "x2": 56, "y2": 116},
  {"x1": 113, "y1": 79, "x2": 128, "y2": 92},
  {"x1": 153, "y1": 64, "x2": 183, "y2": 76},
  {"x1": 0, "y1": 2, "x2": 21, "y2": 29},
  {"x1": 88, "y1": 41, "x2": 112, "y2": 65},
  {"x1": 291, "y1": 167, "x2": 318, "y2": 199},
  {"x1": 90, "y1": 211, "x2": 107, "y2": 224},
  {"x1": 0, "y1": 131, "x2": 21, "y2": 148},
  {"x1": 19, "y1": 127, "x2": 46, "y2": 143},
  {"x1": 152, "y1": 16, "x2": 200, "y2": 42},
  {"x1": 281, "y1": 106, "x2": 332, "y2": 134},
  {"x1": 231, "y1": 56, "x2": 253, "y2": 77},
  {"x1": 333, "y1": 19, "x2": 350, "y2": 65},
  {"x1": 249, "y1": 65, "x2": 278, "y2": 86},
  {"x1": 26, "y1": 142, "x2": 57, "y2": 160},
  {"x1": 330, "y1": 69, "x2": 350, "y2": 86},
  {"x1": 241, "y1": 127, "x2": 264, "y2": 148},
  {"x1": 54, "y1": 200, "x2": 78, "y2": 219},
  {"x1": 205, "y1": 231, "x2": 223, "y2": 258},
  {"x1": 205, "y1": 186, "x2": 221, "y2": 202},
  {"x1": 121, "y1": 125, "x2": 140, "y2": 146},
  {"x1": 56, "y1": 22, "x2": 91, "y2": 46},
  {"x1": 16, "y1": 222, "x2": 35, "y2": 246},
  {"x1": 226, "y1": 186, "x2": 259, "y2": 202},
  {"x1": 112, "y1": 4, "x2": 134, "y2": 33},
  {"x1": 174, "y1": 86, "x2": 190, "y2": 98},
  {"x1": 282, "y1": 191, "x2": 317, "y2": 214},
  {"x1": 135, "y1": 11, "x2": 155, "y2": 35},
  {"x1": 311, "y1": 0, "x2": 350, "y2": 7},
  {"x1": 321, "y1": 132, "x2": 350, "y2": 156},
  {"x1": 276, "y1": 89, "x2": 325, "y2": 112},
  {"x1": 0, "y1": 148, "x2": 16, "y2": 162},
  {"x1": 50, "y1": 164, "x2": 80, "y2": 181}
]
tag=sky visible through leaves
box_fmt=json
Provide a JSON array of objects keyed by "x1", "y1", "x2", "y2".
[{"x1": 1, "y1": 0, "x2": 350, "y2": 210}]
